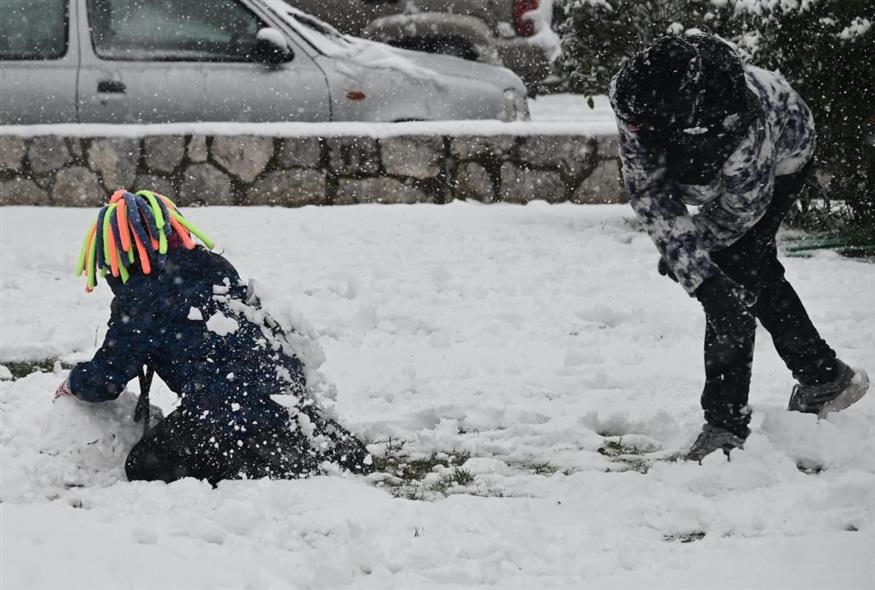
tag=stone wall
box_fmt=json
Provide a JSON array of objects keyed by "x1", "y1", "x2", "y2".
[{"x1": 0, "y1": 133, "x2": 624, "y2": 207}]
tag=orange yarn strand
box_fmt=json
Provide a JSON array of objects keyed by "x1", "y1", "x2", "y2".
[
  {"x1": 132, "y1": 229, "x2": 152, "y2": 275},
  {"x1": 117, "y1": 199, "x2": 132, "y2": 252},
  {"x1": 106, "y1": 226, "x2": 120, "y2": 278},
  {"x1": 168, "y1": 215, "x2": 195, "y2": 249}
]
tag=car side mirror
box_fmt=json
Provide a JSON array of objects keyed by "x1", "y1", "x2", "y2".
[{"x1": 253, "y1": 28, "x2": 294, "y2": 65}]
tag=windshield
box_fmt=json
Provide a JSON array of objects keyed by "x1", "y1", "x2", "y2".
[
  {"x1": 263, "y1": 1, "x2": 351, "y2": 56},
  {"x1": 262, "y1": 0, "x2": 442, "y2": 82}
]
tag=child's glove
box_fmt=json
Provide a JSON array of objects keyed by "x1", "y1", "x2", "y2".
[
  {"x1": 695, "y1": 273, "x2": 757, "y2": 342},
  {"x1": 54, "y1": 379, "x2": 74, "y2": 399},
  {"x1": 657, "y1": 257, "x2": 678, "y2": 282}
]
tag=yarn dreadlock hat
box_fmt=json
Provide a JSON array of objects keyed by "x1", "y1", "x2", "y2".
[{"x1": 75, "y1": 190, "x2": 214, "y2": 292}]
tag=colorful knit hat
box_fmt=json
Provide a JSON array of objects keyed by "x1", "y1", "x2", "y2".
[{"x1": 76, "y1": 190, "x2": 214, "y2": 292}]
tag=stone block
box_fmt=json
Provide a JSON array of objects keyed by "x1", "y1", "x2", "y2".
[
  {"x1": 32, "y1": 174, "x2": 55, "y2": 189},
  {"x1": 277, "y1": 137, "x2": 323, "y2": 169},
  {"x1": 0, "y1": 177, "x2": 50, "y2": 206},
  {"x1": 518, "y1": 136, "x2": 595, "y2": 177},
  {"x1": 246, "y1": 169, "x2": 327, "y2": 207},
  {"x1": 67, "y1": 137, "x2": 84, "y2": 160},
  {"x1": 0, "y1": 136, "x2": 27, "y2": 172},
  {"x1": 453, "y1": 162, "x2": 494, "y2": 202},
  {"x1": 382, "y1": 136, "x2": 443, "y2": 179},
  {"x1": 134, "y1": 174, "x2": 175, "y2": 199},
  {"x1": 27, "y1": 136, "x2": 71, "y2": 174},
  {"x1": 500, "y1": 163, "x2": 566, "y2": 204},
  {"x1": 450, "y1": 135, "x2": 516, "y2": 161},
  {"x1": 52, "y1": 166, "x2": 104, "y2": 206},
  {"x1": 573, "y1": 160, "x2": 625, "y2": 204},
  {"x1": 143, "y1": 135, "x2": 186, "y2": 174},
  {"x1": 211, "y1": 136, "x2": 274, "y2": 183},
  {"x1": 336, "y1": 177, "x2": 428, "y2": 205},
  {"x1": 178, "y1": 163, "x2": 233, "y2": 206},
  {"x1": 327, "y1": 137, "x2": 380, "y2": 176},
  {"x1": 87, "y1": 137, "x2": 141, "y2": 191},
  {"x1": 188, "y1": 135, "x2": 209, "y2": 163},
  {"x1": 597, "y1": 135, "x2": 620, "y2": 160}
]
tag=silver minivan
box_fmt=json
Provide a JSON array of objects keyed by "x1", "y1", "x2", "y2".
[{"x1": 0, "y1": 0, "x2": 529, "y2": 124}]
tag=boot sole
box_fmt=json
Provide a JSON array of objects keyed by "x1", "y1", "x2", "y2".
[{"x1": 818, "y1": 369, "x2": 869, "y2": 418}]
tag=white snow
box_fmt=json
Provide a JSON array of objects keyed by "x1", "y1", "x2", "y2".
[
  {"x1": 525, "y1": 0, "x2": 563, "y2": 62},
  {"x1": 205, "y1": 311, "x2": 240, "y2": 337},
  {"x1": 0, "y1": 118, "x2": 619, "y2": 138},
  {"x1": 684, "y1": 126, "x2": 709, "y2": 135},
  {"x1": 838, "y1": 17, "x2": 872, "y2": 40},
  {"x1": 527, "y1": 93, "x2": 616, "y2": 123},
  {"x1": 255, "y1": 26, "x2": 290, "y2": 52},
  {"x1": 2, "y1": 204, "x2": 874, "y2": 589},
  {"x1": 0, "y1": 94, "x2": 615, "y2": 138}
]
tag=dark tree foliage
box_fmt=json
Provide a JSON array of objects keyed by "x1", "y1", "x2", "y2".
[{"x1": 558, "y1": 0, "x2": 874, "y2": 237}]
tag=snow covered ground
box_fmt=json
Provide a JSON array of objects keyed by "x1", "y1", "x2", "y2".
[{"x1": 2, "y1": 203, "x2": 874, "y2": 589}]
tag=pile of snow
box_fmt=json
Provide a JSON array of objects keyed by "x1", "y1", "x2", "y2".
[{"x1": 2, "y1": 204, "x2": 873, "y2": 589}]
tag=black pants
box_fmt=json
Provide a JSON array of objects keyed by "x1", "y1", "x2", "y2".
[
  {"x1": 126, "y1": 406, "x2": 372, "y2": 485},
  {"x1": 702, "y1": 165, "x2": 838, "y2": 437}
]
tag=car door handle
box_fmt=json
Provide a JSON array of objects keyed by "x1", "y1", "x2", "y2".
[{"x1": 97, "y1": 80, "x2": 126, "y2": 94}]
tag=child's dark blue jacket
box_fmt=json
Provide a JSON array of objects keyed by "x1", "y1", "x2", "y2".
[{"x1": 68, "y1": 247, "x2": 306, "y2": 437}]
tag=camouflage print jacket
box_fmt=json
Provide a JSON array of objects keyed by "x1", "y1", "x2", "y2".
[{"x1": 609, "y1": 66, "x2": 816, "y2": 295}]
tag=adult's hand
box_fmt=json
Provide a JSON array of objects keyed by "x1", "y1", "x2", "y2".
[{"x1": 695, "y1": 273, "x2": 757, "y2": 341}]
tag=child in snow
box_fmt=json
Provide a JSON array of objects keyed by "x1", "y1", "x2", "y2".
[
  {"x1": 608, "y1": 34, "x2": 869, "y2": 461},
  {"x1": 55, "y1": 190, "x2": 372, "y2": 484}
]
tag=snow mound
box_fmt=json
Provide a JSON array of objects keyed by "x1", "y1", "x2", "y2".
[{"x1": 2, "y1": 373, "x2": 143, "y2": 501}]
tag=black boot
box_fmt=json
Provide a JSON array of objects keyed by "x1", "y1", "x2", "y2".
[
  {"x1": 788, "y1": 359, "x2": 869, "y2": 417},
  {"x1": 685, "y1": 424, "x2": 747, "y2": 463}
]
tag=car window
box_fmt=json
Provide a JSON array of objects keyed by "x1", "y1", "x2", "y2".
[
  {"x1": 264, "y1": 1, "x2": 350, "y2": 56},
  {"x1": 86, "y1": 0, "x2": 266, "y2": 61},
  {"x1": 0, "y1": 0, "x2": 68, "y2": 60}
]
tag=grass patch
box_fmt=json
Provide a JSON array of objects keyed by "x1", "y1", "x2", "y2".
[
  {"x1": 598, "y1": 437, "x2": 682, "y2": 475},
  {"x1": 663, "y1": 531, "x2": 706, "y2": 543},
  {"x1": 512, "y1": 460, "x2": 560, "y2": 476},
  {"x1": 369, "y1": 438, "x2": 475, "y2": 499},
  {"x1": 2, "y1": 358, "x2": 74, "y2": 380},
  {"x1": 796, "y1": 460, "x2": 825, "y2": 475},
  {"x1": 430, "y1": 467, "x2": 475, "y2": 495},
  {"x1": 372, "y1": 438, "x2": 471, "y2": 481},
  {"x1": 597, "y1": 438, "x2": 643, "y2": 457}
]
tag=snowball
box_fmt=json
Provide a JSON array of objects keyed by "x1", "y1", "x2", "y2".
[
  {"x1": 206, "y1": 312, "x2": 239, "y2": 336},
  {"x1": 683, "y1": 126, "x2": 709, "y2": 135}
]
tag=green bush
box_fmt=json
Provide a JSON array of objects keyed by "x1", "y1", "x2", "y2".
[{"x1": 558, "y1": 0, "x2": 874, "y2": 238}]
